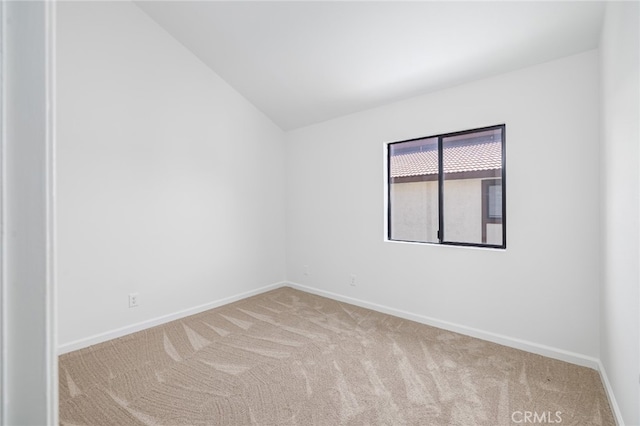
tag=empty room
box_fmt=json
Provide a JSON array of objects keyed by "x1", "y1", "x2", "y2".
[{"x1": 2, "y1": 1, "x2": 639, "y2": 425}]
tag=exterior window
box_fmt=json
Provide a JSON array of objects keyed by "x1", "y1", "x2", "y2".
[{"x1": 387, "y1": 125, "x2": 506, "y2": 249}]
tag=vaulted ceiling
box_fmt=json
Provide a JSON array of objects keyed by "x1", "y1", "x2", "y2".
[{"x1": 135, "y1": 1, "x2": 605, "y2": 130}]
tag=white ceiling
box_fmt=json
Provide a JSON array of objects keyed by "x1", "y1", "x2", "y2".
[{"x1": 135, "y1": 1, "x2": 605, "y2": 131}]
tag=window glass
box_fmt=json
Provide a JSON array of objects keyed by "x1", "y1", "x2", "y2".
[
  {"x1": 388, "y1": 125, "x2": 505, "y2": 248},
  {"x1": 389, "y1": 137, "x2": 438, "y2": 243}
]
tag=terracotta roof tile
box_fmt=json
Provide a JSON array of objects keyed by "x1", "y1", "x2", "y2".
[{"x1": 390, "y1": 141, "x2": 501, "y2": 178}]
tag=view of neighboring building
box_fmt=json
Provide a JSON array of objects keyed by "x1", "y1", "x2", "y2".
[{"x1": 389, "y1": 127, "x2": 504, "y2": 246}]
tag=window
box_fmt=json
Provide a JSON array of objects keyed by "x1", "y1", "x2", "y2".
[{"x1": 387, "y1": 125, "x2": 506, "y2": 248}]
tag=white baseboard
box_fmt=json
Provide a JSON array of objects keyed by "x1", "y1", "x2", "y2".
[
  {"x1": 597, "y1": 360, "x2": 625, "y2": 426},
  {"x1": 286, "y1": 281, "x2": 600, "y2": 370},
  {"x1": 57, "y1": 281, "x2": 287, "y2": 355}
]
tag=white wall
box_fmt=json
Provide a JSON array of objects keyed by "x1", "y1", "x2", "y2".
[
  {"x1": 56, "y1": 2, "x2": 286, "y2": 348},
  {"x1": 286, "y1": 51, "x2": 601, "y2": 361},
  {"x1": 599, "y1": 2, "x2": 640, "y2": 425},
  {"x1": 2, "y1": 1, "x2": 56, "y2": 424}
]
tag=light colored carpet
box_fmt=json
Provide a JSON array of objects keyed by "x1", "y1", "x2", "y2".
[{"x1": 59, "y1": 287, "x2": 614, "y2": 425}]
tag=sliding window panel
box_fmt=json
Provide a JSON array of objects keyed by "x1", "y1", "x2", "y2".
[
  {"x1": 388, "y1": 137, "x2": 439, "y2": 243},
  {"x1": 442, "y1": 127, "x2": 504, "y2": 246}
]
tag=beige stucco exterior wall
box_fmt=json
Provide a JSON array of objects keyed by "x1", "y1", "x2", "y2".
[
  {"x1": 390, "y1": 177, "x2": 502, "y2": 245},
  {"x1": 390, "y1": 180, "x2": 439, "y2": 242}
]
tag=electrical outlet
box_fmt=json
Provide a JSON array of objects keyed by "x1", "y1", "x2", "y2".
[
  {"x1": 350, "y1": 274, "x2": 357, "y2": 287},
  {"x1": 303, "y1": 265, "x2": 310, "y2": 276},
  {"x1": 129, "y1": 293, "x2": 139, "y2": 308}
]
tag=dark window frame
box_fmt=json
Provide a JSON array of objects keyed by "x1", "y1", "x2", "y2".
[
  {"x1": 387, "y1": 124, "x2": 506, "y2": 249},
  {"x1": 481, "y1": 178, "x2": 503, "y2": 244}
]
